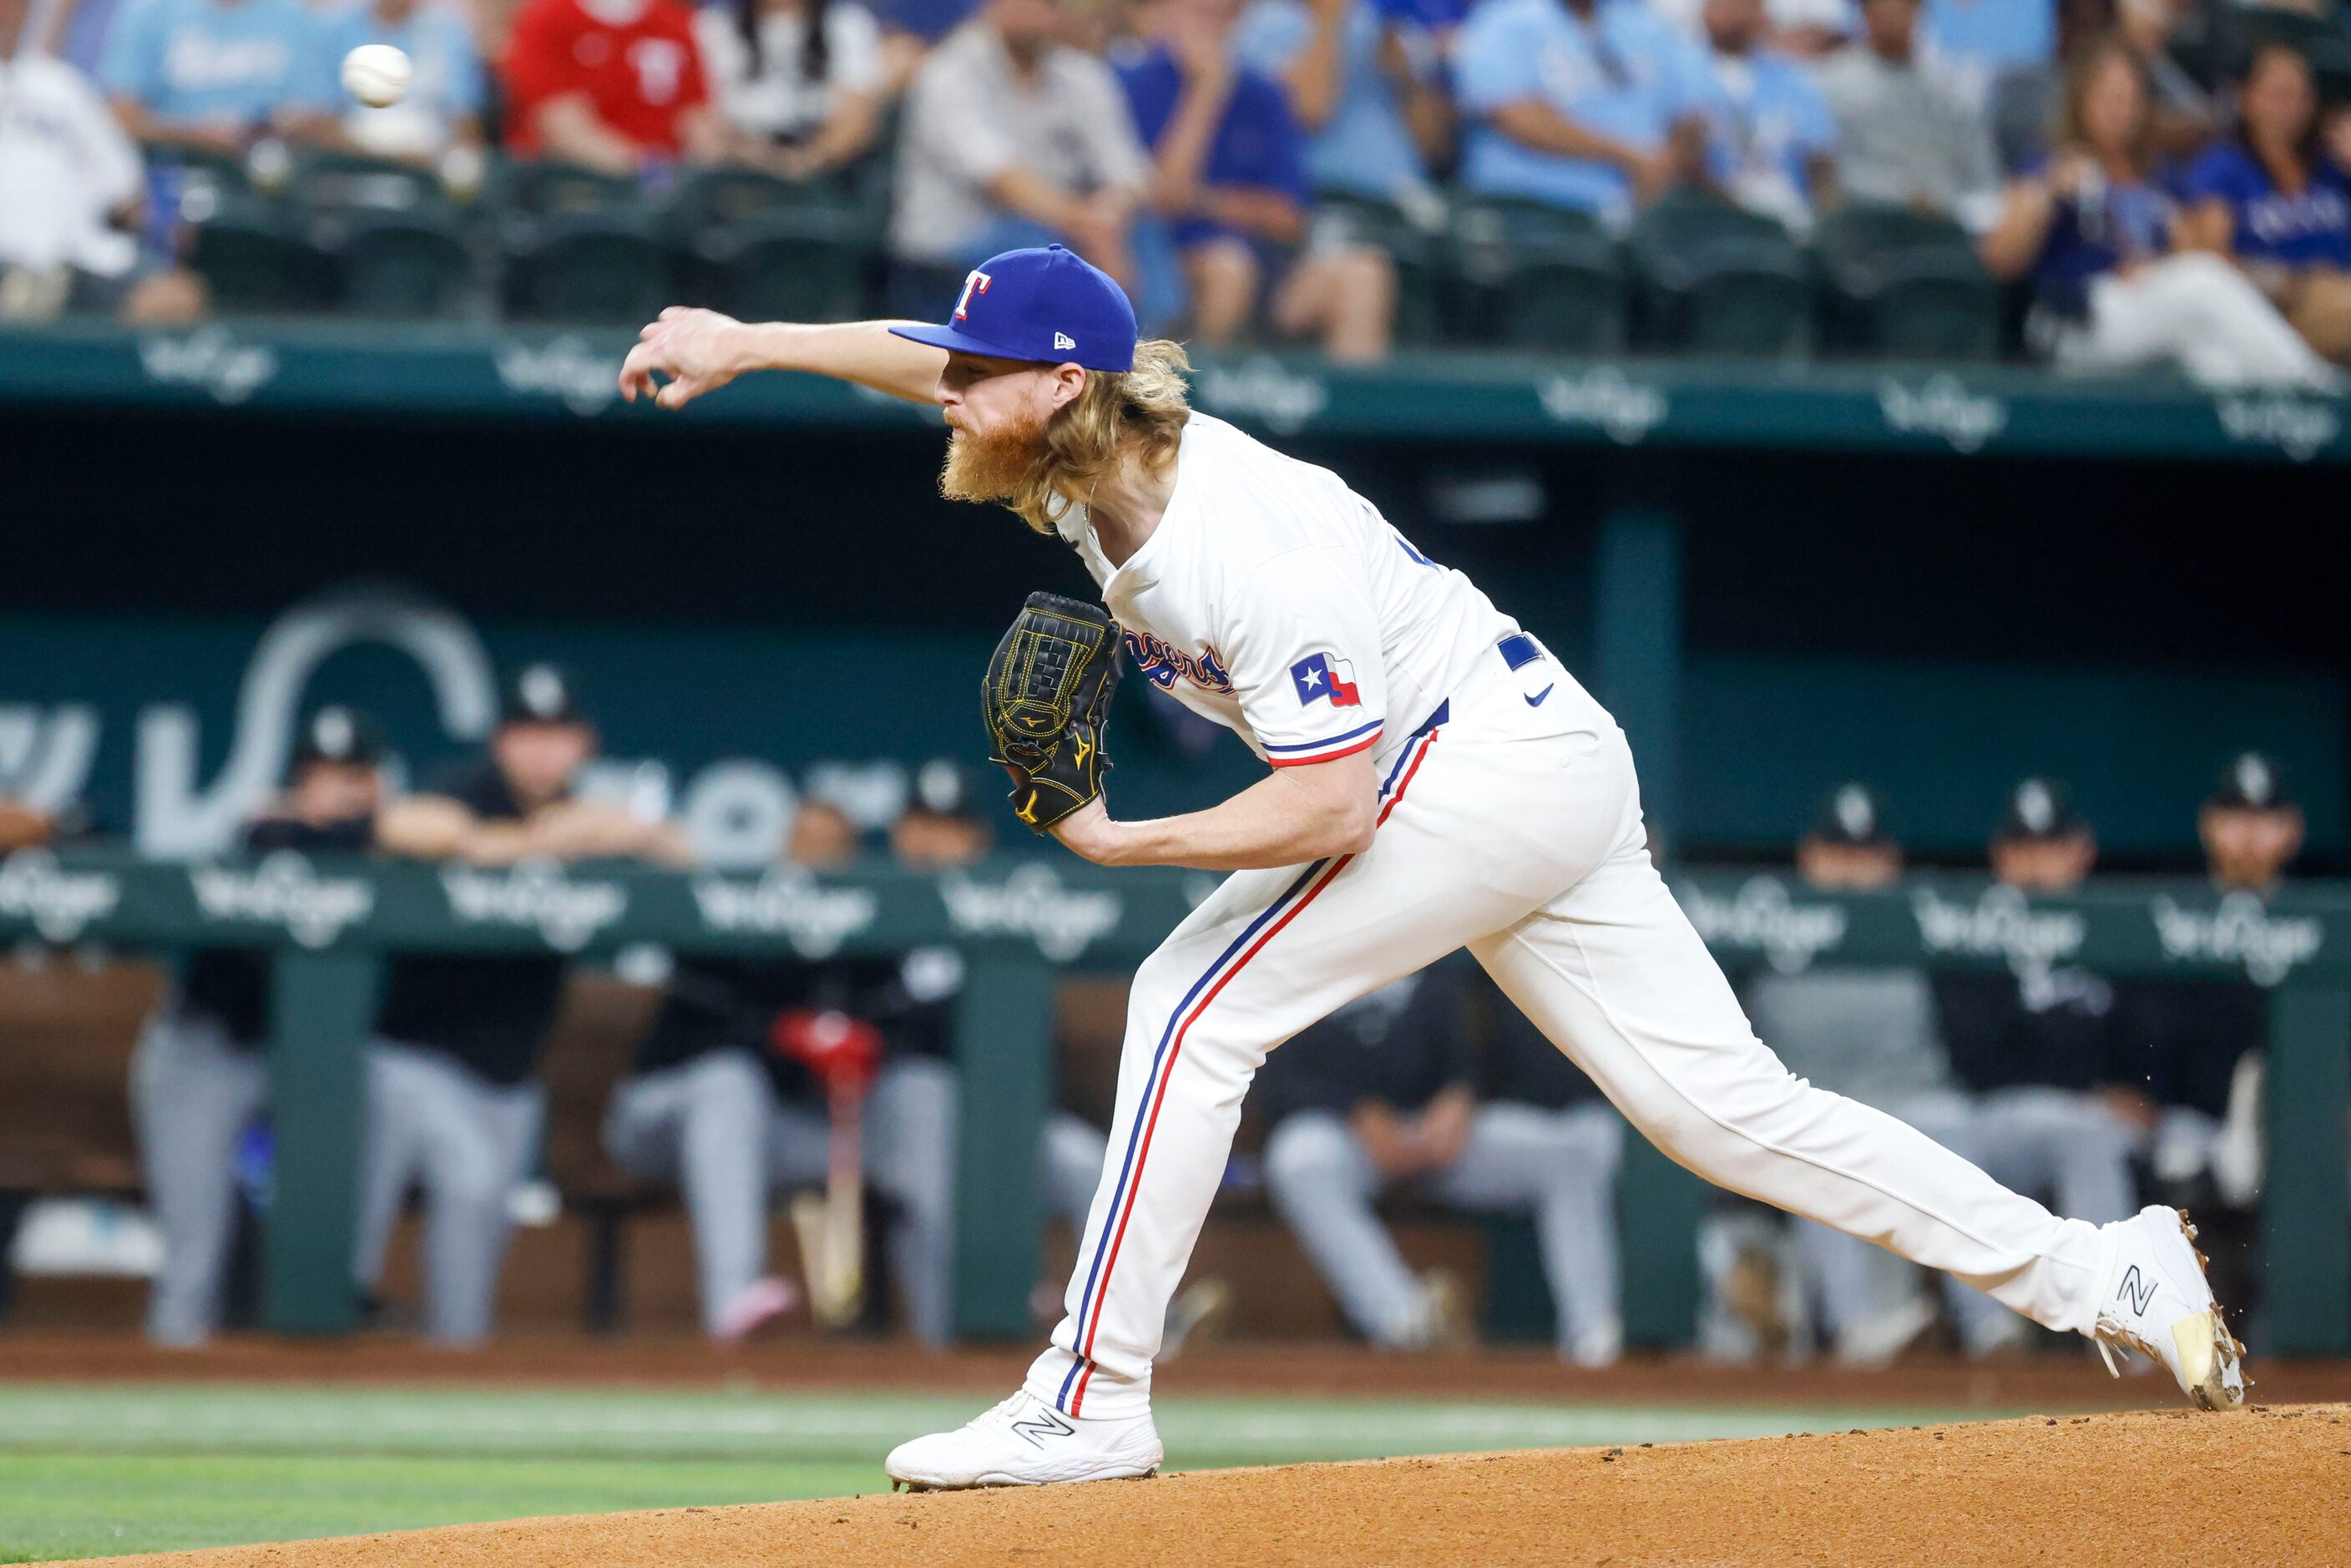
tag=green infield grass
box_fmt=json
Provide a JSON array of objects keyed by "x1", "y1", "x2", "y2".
[{"x1": 0, "y1": 1383, "x2": 2017, "y2": 1561}]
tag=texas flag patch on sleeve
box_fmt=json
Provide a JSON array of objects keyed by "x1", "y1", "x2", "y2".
[{"x1": 1290, "y1": 652, "x2": 1361, "y2": 708}]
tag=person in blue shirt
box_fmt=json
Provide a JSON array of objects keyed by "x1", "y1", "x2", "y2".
[
  {"x1": 301, "y1": 0, "x2": 485, "y2": 162},
  {"x1": 1979, "y1": 36, "x2": 2333, "y2": 387},
  {"x1": 1451, "y1": 0, "x2": 1716, "y2": 227},
  {"x1": 1231, "y1": 0, "x2": 1451, "y2": 205},
  {"x1": 2178, "y1": 43, "x2": 2351, "y2": 366},
  {"x1": 1696, "y1": 0, "x2": 1835, "y2": 232},
  {"x1": 1118, "y1": 0, "x2": 1398, "y2": 360},
  {"x1": 99, "y1": 0, "x2": 328, "y2": 153}
]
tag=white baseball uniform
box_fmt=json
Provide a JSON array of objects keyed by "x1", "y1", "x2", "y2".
[{"x1": 1025, "y1": 412, "x2": 2111, "y2": 1419}]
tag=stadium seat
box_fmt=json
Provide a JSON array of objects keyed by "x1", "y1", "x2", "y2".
[
  {"x1": 1813, "y1": 202, "x2": 2001, "y2": 360},
  {"x1": 2190, "y1": 3, "x2": 2351, "y2": 85},
  {"x1": 663, "y1": 165, "x2": 864, "y2": 239},
  {"x1": 503, "y1": 210, "x2": 677, "y2": 324},
  {"x1": 291, "y1": 149, "x2": 452, "y2": 219},
  {"x1": 493, "y1": 159, "x2": 647, "y2": 221},
  {"x1": 1630, "y1": 193, "x2": 1809, "y2": 357},
  {"x1": 318, "y1": 211, "x2": 478, "y2": 319},
  {"x1": 182, "y1": 189, "x2": 331, "y2": 314},
  {"x1": 1312, "y1": 193, "x2": 1445, "y2": 348},
  {"x1": 693, "y1": 205, "x2": 872, "y2": 323},
  {"x1": 1445, "y1": 196, "x2": 1626, "y2": 353},
  {"x1": 150, "y1": 143, "x2": 255, "y2": 197},
  {"x1": 2316, "y1": 38, "x2": 2351, "y2": 104}
]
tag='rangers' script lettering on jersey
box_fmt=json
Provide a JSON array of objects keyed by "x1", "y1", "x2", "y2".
[{"x1": 1123, "y1": 630, "x2": 1235, "y2": 695}]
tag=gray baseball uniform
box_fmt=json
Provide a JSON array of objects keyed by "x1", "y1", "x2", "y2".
[
  {"x1": 131, "y1": 812, "x2": 373, "y2": 1346},
  {"x1": 351, "y1": 1039, "x2": 546, "y2": 1345},
  {"x1": 129, "y1": 1004, "x2": 266, "y2": 1345},
  {"x1": 607, "y1": 953, "x2": 962, "y2": 1344},
  {"x1": 1747, "y1": 964, "x2": 2022, "y2": 1357},
  {"x1": 604, "y1": 1048, "x2": 780, "y2": 1337},
  {"x1": 1259, "y1": 969, "x2": 1625, "y2": 1363},
  {"x1": 358, "y1": 756, "x2": 569, "y2": 1345}
]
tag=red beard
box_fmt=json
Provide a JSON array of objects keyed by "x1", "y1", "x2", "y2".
[{"x1": 939, "y1": 404, "x2": 1053, "y2": 503}]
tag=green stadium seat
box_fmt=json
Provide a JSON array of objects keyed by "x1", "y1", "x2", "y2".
[
  {"x1": 291, "y1": 149, "x2": 451, "y2": 218},
  {"x1": 1813, "y1": 202, "x2": 2001, "y2": 360},
  {"x1": 181, "y1": 189, "x2": 330, "y2": 314},
  {"x1": 662, "y1": 165, "x2": 863, "y2": 240},
  {"x1": 1310, "y1": 193, "x2": 1445, "y2": 348},
  {"x1": 2299, "y1": 28, "x2": 2351, "y2": 106},
  {"x1": 1630, "y1": 193, "x2": 1809, "y2": 357},
  {"x1": 503, "y1": 211, "x2": 677, "y2": 323},
  {"x1": 693, "y1": 205, "x2": 872, "y2": 323},
  {"x1": 150, "y1": 144, "x2": 255, "y2": 202},
  {"x1": 493, "y1": 159, "x2": 646, "y2": 220},
  {"x1": 2171, "y1": 3, "x2": 2351, "y2": 94},
  {"x1": 320, "y1": 211, "x2": 477, "y2": 319},
  {"x1": 1446, "y1": 196, "x2": 1626, "y2": 352}
]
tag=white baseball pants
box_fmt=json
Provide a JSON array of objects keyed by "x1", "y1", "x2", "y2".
[{"x1": 1025, "y1": 659, "x2": 2111, "y2": 1419}]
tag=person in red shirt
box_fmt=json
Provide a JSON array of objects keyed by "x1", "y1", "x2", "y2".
[{"x1": 502, "y1": 0, "x2": 727, "y2": 170}]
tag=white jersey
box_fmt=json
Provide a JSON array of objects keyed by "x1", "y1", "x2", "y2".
[
  {"x1": 0, "y1": 51, "x2": 143, "y2": 278},
  {"x1": 1057, "y1": 414, "x2": 1523, "y2": 771}
]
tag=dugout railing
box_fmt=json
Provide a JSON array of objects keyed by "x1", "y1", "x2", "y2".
[{"x1": 0, "y1": 849, "x2": 2343, "y2": 1355}]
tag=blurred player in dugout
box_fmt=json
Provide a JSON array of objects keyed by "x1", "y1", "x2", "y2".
[
  {"x1": 133, "y1": 707, "x2": 386, "y2": 1346},
  {"x1": 603, "y1": 764, "x2": 978, "y2": 1344},
  {"x1": 2113, "y1": 752, "x2": 2298, "y2": 1220},
  {"x1": 1258, "y1": 964, "x2": 1625, "y2": 1367},
  {"x1": 1930, "y1": 775, "x2": 2146, "y2": 1356},
  {"x1": 1740, "y1": 783, "x2": 2010, "y2": 1364},
  {"x1": 360, "y1": 664, "x2": 686, "y2": 1346}
]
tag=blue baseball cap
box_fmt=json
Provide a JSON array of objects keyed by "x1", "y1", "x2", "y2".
[{"x1": 891, "y1": 245, "x2": 1138, "y2": 372}]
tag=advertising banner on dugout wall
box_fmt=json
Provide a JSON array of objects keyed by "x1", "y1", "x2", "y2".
[
  {"x1": 0, "y1": 584, "x2": 2341, "y2": 863},
  {"x1": 0, "y1": 584, "x2": 1271, "y2": 863}
]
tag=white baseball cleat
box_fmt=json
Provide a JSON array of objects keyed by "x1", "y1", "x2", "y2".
[
  {"x1": 884, "y1": 1391, "x2": 1164, "y2": 1491},
  {"x1": 2089, "y1": 1206, "x2": 2247, "y2": 1411}
]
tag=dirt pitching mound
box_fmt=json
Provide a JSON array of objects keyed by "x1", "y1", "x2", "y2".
[{"x1": 68, "y1": 1404, "x2": 2351, "y2": 1568}]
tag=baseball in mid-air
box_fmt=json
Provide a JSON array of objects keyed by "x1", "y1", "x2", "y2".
[{"x1": 340, "y1": 43, "x2": 412, "y2": 108}]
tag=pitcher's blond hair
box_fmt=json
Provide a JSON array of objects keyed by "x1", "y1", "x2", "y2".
[{"x1": 1007, "y1": 339, "x2": 1193, "y2": 535}]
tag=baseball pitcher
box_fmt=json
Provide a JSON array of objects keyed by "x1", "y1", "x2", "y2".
[{"x1": 619, "y1": 245, "x2": 2243, "y2": 1490}]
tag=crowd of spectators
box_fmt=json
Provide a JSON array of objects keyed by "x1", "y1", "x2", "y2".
[
  {"x1": 8, "y1": 0, "x2": 2351, "y2": 374},
  {"x1": 58, "y1": 650, "x2": 2308, "y2": 1361}
]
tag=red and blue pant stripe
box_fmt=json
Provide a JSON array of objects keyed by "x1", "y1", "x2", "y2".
[{"x1": 1055, "y1": 725, "x2": 1441, "y2": 1414}]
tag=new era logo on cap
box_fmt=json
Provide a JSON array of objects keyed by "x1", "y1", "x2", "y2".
[{"x1": 1054, "y1": 332, "x2": 1075, "y2": 351}]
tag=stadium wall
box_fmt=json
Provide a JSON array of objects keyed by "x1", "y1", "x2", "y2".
[{"x1": 6, "y1": 404, "x2": 2342, "y2": 863}]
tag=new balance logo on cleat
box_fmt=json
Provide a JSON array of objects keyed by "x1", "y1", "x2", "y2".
[
  {"x1": 1009, "y1": 1409, "x2": 1075, "y2": 1449},
  {"x1": 2119, "y1": 1266, "x2": 2157, "y2": 1318}
]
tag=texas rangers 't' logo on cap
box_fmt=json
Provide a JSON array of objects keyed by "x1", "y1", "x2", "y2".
[{"x1": 890, "y1": 245, "x2": 1138, "y2": 371}]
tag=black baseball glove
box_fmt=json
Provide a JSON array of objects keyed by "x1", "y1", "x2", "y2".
[{"x1": 983, "y1": 591, "x2": 1122, "y2": 831}]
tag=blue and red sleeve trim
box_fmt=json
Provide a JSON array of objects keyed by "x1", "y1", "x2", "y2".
[{"x1": 1263, "y1": 718, "x2": 1383, "y2": 766}]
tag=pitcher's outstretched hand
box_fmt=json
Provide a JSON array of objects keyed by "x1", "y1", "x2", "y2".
[{"x1": 620, "y1": 306, "x2": 748, "y2": 410}]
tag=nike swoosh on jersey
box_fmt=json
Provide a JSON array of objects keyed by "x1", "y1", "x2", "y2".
[{"x1": 1525, "y1": 684, "x2": 1554, "y2": 707}]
